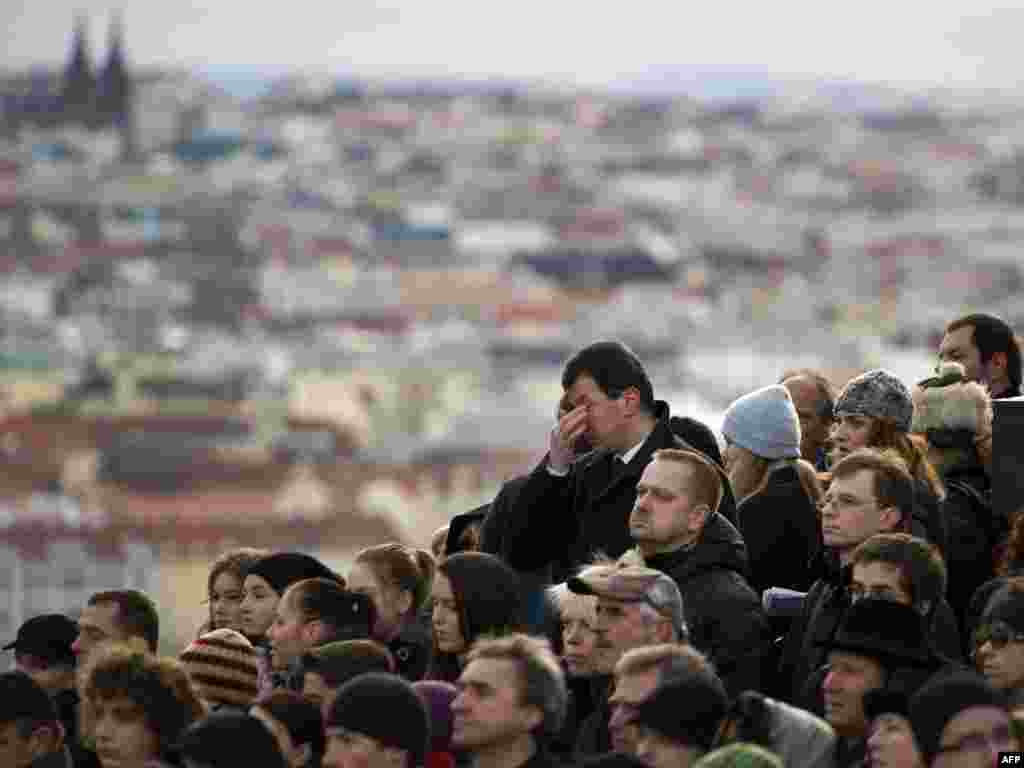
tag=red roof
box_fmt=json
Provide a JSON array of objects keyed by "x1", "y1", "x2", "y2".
[
  {"x1": 491, "y1": 301, "x2": 569, "y2": 326},
  {"x1": 866, "y1": 236, "x2": 945, "y2": 261},
  {"x1": 308, "y1": 238, "x2": 353, "y2": 256}
]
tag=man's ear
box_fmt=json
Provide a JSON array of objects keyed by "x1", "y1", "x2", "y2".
[
  {"x1": 395, "y1": 589, "x2": 414, "y2": 617},
  {"x1": 28, "y1": 721, "x2": 62, "y2": 755},
  {"x1": 620, "y1": 387, "x2": 641, "y2": 416},
  {"x1": 990, "y1": 351, "x2": 1008, "y2": 374},
  {"x1": 382, "y1": 746, "x2": 408, "y2": 768},
  {"x1": 302, "y1": 619, "x2": 325, "y2": 644},
  {"x1": 521, "y1": 704, "x2": 543, "y2": 734},
  {"x1": 653, "y1": 618, "x2": 674, "y2": 644},
  {"x1": 878, "y1": 505, "x2": 902, "y2": 532},
  {"x1": 688, "y1": 503, "x2": 710, "y2": 534}
]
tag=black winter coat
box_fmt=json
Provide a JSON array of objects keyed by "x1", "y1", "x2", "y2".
[
  {"x1": 644, "y1": 512, "x2": 771, "y2": 698},
  {"x1": 479, "y1": 475, "x2": 561, "y2": 641},
  {"x1": 910, "y1": 478, "x2": 949, "y2": 560},
  {"x1": 55, "y1": 688, "x2": 101, "y2": 768},
  {"x1": 550, "y1": 674, "x2": 600, "y2": 760},
  {"x1": 940, "y1": 462, "x2": 1005, "y2": 633},
  {"x1": 573, "y1": 677, "x2": 613, "y2": 759},
  {"x1": 389, "y1": 616, "x2": 432, "y2": 682},
  {"x1": 736, "y1": 463, "x2": 821, "y2": 594},
  {"x1": 776, "y1": 555, "x2": 964, "y2": 709},
  {"x1": 504, "y1": 401, "x2": 737, "y2": 584}
]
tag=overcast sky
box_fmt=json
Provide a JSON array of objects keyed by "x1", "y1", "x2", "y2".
[{"x1": 4, "y1": 1, "x2": 1023, "y2": 90}]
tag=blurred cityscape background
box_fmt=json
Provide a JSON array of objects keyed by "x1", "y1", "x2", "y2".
[{"x1": 1, "y1": 10, "x2": 1022, "y2": 650}]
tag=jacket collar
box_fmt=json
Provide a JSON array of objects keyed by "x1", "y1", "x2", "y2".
[
  {"x1": 30, "y1": 748, "x2": 73, "y2": 768},
  {"x1": 591, "y1": 402, "x2": 676, "y2": 502},
  {"x1": 645, "y1": 511, "x2": 750, "y2": 580},
  {"x1": 993, "y1": 383, "x2": 1023, "y2": 400}
]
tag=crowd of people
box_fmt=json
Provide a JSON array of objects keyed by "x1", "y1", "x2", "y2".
[{"x1": 3, "y1": 311, "x2": 1024, "y2": 768}]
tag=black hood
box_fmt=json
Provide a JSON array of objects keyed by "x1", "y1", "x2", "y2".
[
  {"x1": 668, "y1": 413, "x2": 724, "y2": 467},
  {"x1": 943, "y1": 461, "x2": 990, "y2": 492},
  {"x1": 648, "y1": 512, "x2": 751, "y2": 582},
  {"x1": 649, "y1": 400, "x2": 724, "y2": 466},
  {"x1": 446, "y1": 505, "x2": 488, "y2": 556}
]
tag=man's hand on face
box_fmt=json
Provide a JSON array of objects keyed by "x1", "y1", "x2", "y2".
[{"x1": 549, "y1": 404, "x2": 588, "y2": 474}]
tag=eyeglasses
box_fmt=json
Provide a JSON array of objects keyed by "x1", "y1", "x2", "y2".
[
  {"x1": 821, "y1": 494, "x2": 878, "y2": 513},
  {"x1": 849, "y1": 586, "x2": 903, "y2": 604},
  {"x1": 972, "y1": 621, "x2": 1024, "y2": 653},
  {"x1": 935, "y1": 723, "x2": 1014, "y2": 755}
]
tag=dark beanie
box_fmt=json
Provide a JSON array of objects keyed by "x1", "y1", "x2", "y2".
[
  {"x1": 177, "y1": 711, "x2": 287, "y2": 768},
  {"x1": 983, "y1": 583, "x2": 1024, "y2": 633},
  {"x1": 863, "y1": 687, "x2": 911, "y2": 722},
  {"x1": 327, "y1": 673, "x2": 430, "y2": 764},
  {"x1": 909, "y1": 672, "x2": 1008, "y2": 761},
  {"x1": 633, "y1": 672, "x2": 728, "y2": 750},
  {"x1": 0, "y1": 671, "x2": 59, "y2": 724},
  {"x1": 246, "y1": 552, "x2": 342, "y2": 596}
]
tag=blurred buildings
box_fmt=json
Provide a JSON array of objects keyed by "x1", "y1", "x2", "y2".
[{"x1": 0, "y1": 18, "x2": 1021, "y2": 647}]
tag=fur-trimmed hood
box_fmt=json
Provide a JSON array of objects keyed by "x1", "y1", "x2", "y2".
[{"x1": 912, "y1": 362, "x2": 992, "y2": 436}]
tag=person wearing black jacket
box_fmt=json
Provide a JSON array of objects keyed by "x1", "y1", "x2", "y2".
[
  {"x1": 623, "y1": 448, "x2": 770, "y2": 698},
  {"x1": 348, "y1": 543, "x2": 437, "y2": 682},
  {"x1": 721, "y1": 384, "x2": 823, "y2": 593},
  {"x1": 819, "y1": 599, "x2": 958, "y2": 768},
  {"x1": 777, "y1": 451, "x2": 964, "y2": 710},
  {"x1": 479, "y1": 411, "x2": 723, "y2": 634},
  {"x1": 847, "y1": 533, "x2": 961, "y2": 663},
  {"x1": 503, "y1": 341, "x2": 736, "y2": 585},
  {"x1": 911, "y1": 362, "x2": 1007, "y2": 631},
  {"x1": 4, "y1": 614, "x2": 99, "y2": 768},
  {"x1": 938, "y1": 312, "x2": 1022, "y2": 400},
  {"x1": 451, "y1": 634, "x2": 567, "y2": 768},
  {"x1": 0, "y1": 671, "x2": 75, "y2": 768},
  {"x1": 828, "y1": 369, "x2": 949, "y2": 558}
]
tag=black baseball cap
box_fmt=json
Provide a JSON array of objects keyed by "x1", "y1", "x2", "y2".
[{"x1": 3, "y1": 614, "x2": 78, "y2": 665}]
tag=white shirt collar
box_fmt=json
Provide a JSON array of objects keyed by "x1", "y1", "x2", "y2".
[{"x1": 618, "y1": 430, "x2": 652, "y2": 465}]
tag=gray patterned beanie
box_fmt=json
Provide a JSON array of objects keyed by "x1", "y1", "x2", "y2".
[{"x1": 835, "y1": 369, "x2": 913, "y2": 432}]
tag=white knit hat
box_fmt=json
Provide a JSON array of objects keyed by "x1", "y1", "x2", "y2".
[{"x1": 721, "y1": 385, "x2": 801, "y2": 460}]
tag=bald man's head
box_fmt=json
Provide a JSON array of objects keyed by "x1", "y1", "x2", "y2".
[{"x1": 781, "y1": 370, "x2": 835, "y2": 463}]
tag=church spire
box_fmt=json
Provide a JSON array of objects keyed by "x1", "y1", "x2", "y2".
[
  {"x1": 98, "y1": 11, "x2": 129, "y2": 124},
  {"x1": 61, "y1": 13, "x2": 96, "y2": 124}
]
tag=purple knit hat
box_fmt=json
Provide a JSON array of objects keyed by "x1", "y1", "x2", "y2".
[{"x1": 413, "y1": 680, "x2": 457, "y2": 753}]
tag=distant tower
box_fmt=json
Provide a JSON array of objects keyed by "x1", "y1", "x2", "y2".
[
  {"x1": 60, "y1": 13, "x2": 96, "y2": 126},
  {"x1": 97, "y1": 12, "x2": 135, "y2": 156}
]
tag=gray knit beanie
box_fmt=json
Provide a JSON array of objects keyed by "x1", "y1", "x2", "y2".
[
  {"x1": 721, "y1": 385, "x2": 801, "y2": 460},
  {"x1": 835, "y1": 369, "x2": 913, "y2": 432}
]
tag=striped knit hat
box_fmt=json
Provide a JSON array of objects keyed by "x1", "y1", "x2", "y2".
[{"x1": 180, "y1": 628, "x2": 261, "y2": 709}]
